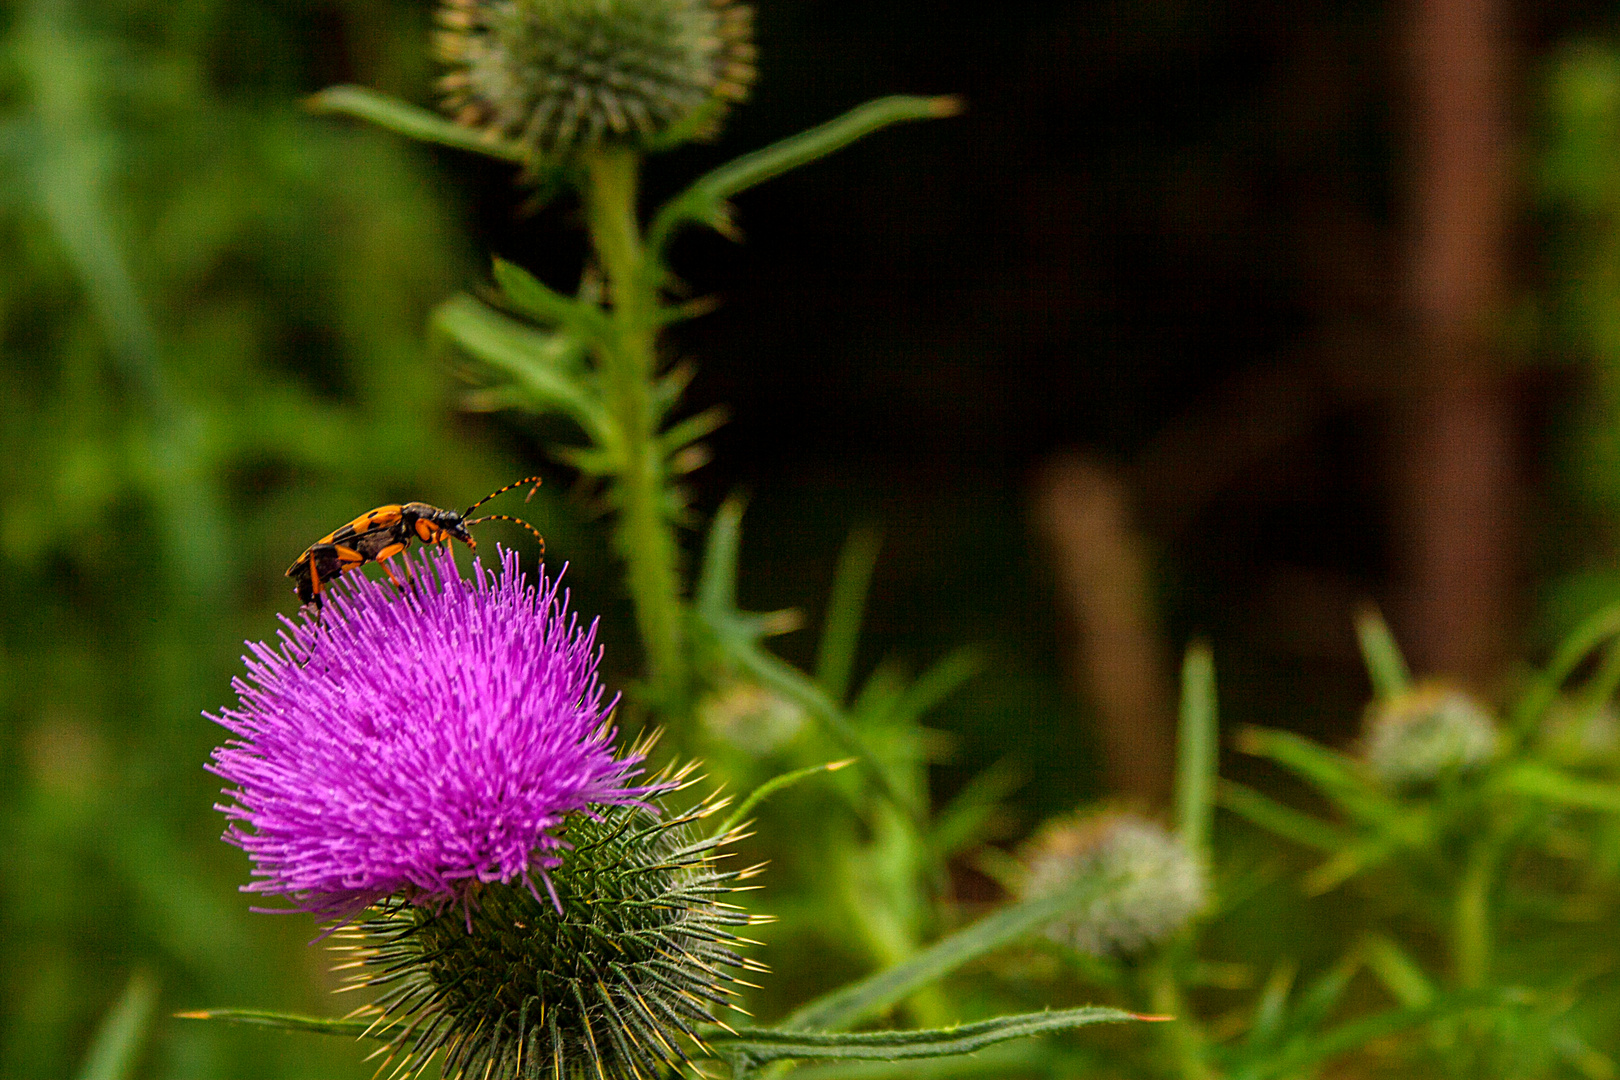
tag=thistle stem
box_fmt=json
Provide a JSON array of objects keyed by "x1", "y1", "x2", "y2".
[
  {"x1": 583, "y1": 148, "x2": 686, "y2": 709},
  {"x1": 1453, "y1": 835, "x2": 1497, "y2": 989}
]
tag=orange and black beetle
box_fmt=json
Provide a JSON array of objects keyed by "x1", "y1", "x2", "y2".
[{"x1": 287, "y1": 477, "x2": 544, "y2": 608}]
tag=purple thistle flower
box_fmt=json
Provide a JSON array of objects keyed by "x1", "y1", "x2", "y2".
[{"x1": 208, "y1": 547, "x2": 643, "y2": 919}]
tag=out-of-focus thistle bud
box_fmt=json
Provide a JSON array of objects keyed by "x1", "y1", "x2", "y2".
[
  {"x1": 700, "y1": 677, "x2": 806, "y2": 756},
  {"x1": 1019, "y1": 811, "x2": 1206, "y2": 958},
  {"x1": 1362, "y1": 681, "x2": 1498, "y2": 789},
  {"x1": 337, "y1": 795, "x2": 766, "y2": 1080},
  {"x1": 435, "y1": 0, "x2": 756, "y2": 161}
]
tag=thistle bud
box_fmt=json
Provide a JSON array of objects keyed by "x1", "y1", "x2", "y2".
[
  {"x1": 1019, "y1": 811, "x2": 1206, "y2": 958},
  {"x1": 435, "y1": 0, "x2": 756, "y2": 161},
  {"x1": 338, "y1": 796, "x2": 764, "y2": 1080},
  {"x1": 1362, "y1": 681, "x2": 1498, "y2": 789}
]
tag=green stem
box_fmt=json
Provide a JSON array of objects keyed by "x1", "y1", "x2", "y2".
[
  {"x1": 1452, "y1": 837, "x2": 1496, "y2": 990},
  {"x1": 583, "y1": 148, "x2": 686, "y2": 709},
  {"x1": 1149, "y1": 954, "x2": 1210, "y2": 1080}
]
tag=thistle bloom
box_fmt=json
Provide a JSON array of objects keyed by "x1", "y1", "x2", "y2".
[{"x1": 208, "y1": 547, "x2": 643, "y2": 919}]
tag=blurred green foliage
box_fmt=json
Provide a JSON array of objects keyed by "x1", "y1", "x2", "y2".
[{"x1": 0, "y1": 0, "x2": 555, "y2": 1074}]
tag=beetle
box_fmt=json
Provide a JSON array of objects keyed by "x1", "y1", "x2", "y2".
[{"x1": 287, "y1": 476, "x2": 545, "y2": 609}]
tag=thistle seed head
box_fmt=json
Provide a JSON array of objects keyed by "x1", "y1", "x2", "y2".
[
  {"x1": 1020, "y1": 811, "x2": 1206, "y2": 958},
  {"x1": 337, "y1": 794, "x2": 761, "y2": 1080},
  {"x1": 436, "y1": 0, "x2": 756, "y2": 161},
  {"x1": 1362, "y1": 681, "x2": 1498, "y2": 789}
]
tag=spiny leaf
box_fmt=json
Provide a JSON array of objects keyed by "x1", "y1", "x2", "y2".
[
  {"x1": 649, "y1": 96, "x2": 961, "y2": 254},
  {"x1": 713, "y1": 1007, "x2": 1154, "y2": 1067},
  {"x1": 307, "y1": 86, "x2": 527, "y2": 163}
]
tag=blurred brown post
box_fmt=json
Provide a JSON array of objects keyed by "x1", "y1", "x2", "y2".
[
  {"x1": 1034, "y1": 455, "x2": 1175, "y2": 806},
  {"x1": 1401, "y1": 0, "x2": 1516, "y2": 683}
]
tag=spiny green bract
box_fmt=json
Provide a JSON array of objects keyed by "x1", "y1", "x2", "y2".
[
  {"x1": 435, "y1": 0, "x2": 755, "y2": 161},
  {"x1": 334, "y1": 795, "x2": 766, "y2": 1080}
]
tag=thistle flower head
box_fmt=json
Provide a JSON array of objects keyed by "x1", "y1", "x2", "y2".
[
  {"x1": 340, "y1": 790, "x2": 764, "y2": 1080},
  {"x1": 1020, "y1": 811, "x2": 1206, "y2": 958},
  {"x1": 1362, "y1": 681, "x2": 1498, "y2": 789},
  {"x1": 208, "y1": 547, "x2": 644, "y2": 919},
  {"x1": 435, "y1": 0, "x2": 756, "y2": 161}
]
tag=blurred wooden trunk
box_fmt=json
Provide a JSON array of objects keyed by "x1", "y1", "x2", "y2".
[{"x1": 1401, "y1": 0, "x2": 1516, "y2": 684}]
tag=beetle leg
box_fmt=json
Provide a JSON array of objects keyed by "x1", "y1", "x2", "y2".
[{"x1": 373, "y1": 543, "x2": 409, "y2": 589}]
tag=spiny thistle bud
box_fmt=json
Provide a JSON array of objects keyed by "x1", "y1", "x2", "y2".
[
  {"x1": 435, "y1": 0, "x2": 756, "y2": 161},
  {"x1": 1019, "y1": 811, "x2": 1206, "y2": 958},
  {"x1": 338, "y1": 791, "x2": 767, "y2": 1080},
  {"x1": 1362, "y1": 681, "x2": 1498, "y2": 789}
]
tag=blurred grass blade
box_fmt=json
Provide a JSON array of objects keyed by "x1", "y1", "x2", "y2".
[
  {"x1": 781, "y1": 869, "x2": 1116, "y2": 1032},
  {"x1": 1361, "y1": 933, "x2": 1436, "y2": 1009},
  {"x1": 307, "y1": 85, "x2": 526, "y2": 163},
  {"x1": 1225, "y1": 992, "x2": 1506, "y2": 1080},
  {"x1": 777, "y1": 1039, "x2": 1053, "y2": 1080},
  {"x1": 697, "y1": 496, "x2": 746, "y2": 618},
  {"x1": 714, "y1": 759, "x2": 856, "y2": 838},
  {"x1": 175, "y1": 1008, "x2": 406, "y2": 1042},
  {"x1": 1303, "y1": 834, "x2": 1405, "y2": 895},
  {"x1": 1236, "y1": 727, "x2": 1413, "y2": 835},
  {"x1": 1498, "y1": 760, "x2": 1620, "y2": 812},
  {"x1": 716, "y1": 1007, "x2": 1152, "y2": 1068},
  {"x1": 649, "y1": 95, "x2": 961, "y2": 252},
  {"x1": 932, "y1": 757, "x2": 1023, "y2": 858},
  {"x1": 1175, "y1": 643, "x2": 1218, "y2": 859},
  {"x1": 1217, "y1": 780, "x2": 1345, "y2": 851},
  {"x1": 1508, "y1": 600, "x2": 1620, "y2": 739},
  {"x1": 1355, "y1": 604, "x2": 1411, "y2": 701},
  {"x1": 816, "y1": 527, "x2": 883, "y2": 703},
  {"x1": 77, "y1": 973, "x2": 157, "y2": 1080}
]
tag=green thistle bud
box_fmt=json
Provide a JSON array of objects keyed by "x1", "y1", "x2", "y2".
[
  {"x1": 1019, "y1": 811, "x2": 1206, "y2": 958},
  {"x1": 435, "y1": 0, "x2": 756, "y2": 161},
  {"x1": 334, "y1": 792, "x2": 766, "y2": 1080},
  {"x1": 1362, "y1": 681, "x2": 1498, "y2": 789}
]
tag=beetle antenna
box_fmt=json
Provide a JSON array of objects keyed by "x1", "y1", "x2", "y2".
[
  {"x1": 463, "y1": 475, "x2": 543, "y2": 516},
  {"x1": 465, "y1": 514, "x2": 546, "y2": 556}
]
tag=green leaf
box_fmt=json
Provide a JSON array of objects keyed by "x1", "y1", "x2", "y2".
[
  {"x1": 713, "y1": 758, "x2": 857, "y2": 839},
  {"x1": 660, "y1": 405, "x2": 730, "y2": 457},
  {"x1": 175, "y1": 1008, "x2": 406, "y2": 1043},
  {"x1": 697, "y1": 495, "x2": 746, "y2": 619},
  {"x1": 433, "y1": 294, "x2": 610, "y2": 441},
  {"x1": 1497, "y1": 760, "x2": 1620, "y2": 812},
  {"x1": 780, "y1": 870, "x2": 1119, "y2": 1033},
  {"x1": 931, "y1": 758, "x2": 1023, "y2": 858},
  {"x1": 491, "y1": 258, "x2": 611, "y2": 339},
  {"x1": 306, "y1": 85, "x2": 527, "y2": 163},
  {"x1": 781, "y1": 1039, "x2": 1055, "y2": 1080},
  {"x1": 697, "y1": 499, "x2": 919, "y2": 821},
  {"x1": 78, "y1": 973, "x2": 158, "y2": 1080},
  {"x1": 714, "y1": 1007, "x2": 1151, "y2": 1068},
  {"x1": 817, "y1": 527, "x2": 884, "y2": 704},
  {"x1": 1354, "y1": 604, "x2": 1411, "y2": 700},
  {"x1": 1175, "y1": 643, "x2": 1218, "y2": 860},
  {"x1": 1236, "y1": 727, "x2": 1415, "y2": 837},
  {"x1": 1509, "y1": 601, "x2": 1620, "y2": 739},
  {"x1": 648, "y1": 96, "x2": 961, "y2": 254},
  {"x1": 1360, "y1": 933, "x2": 1436, "y2": 1009},
  {"x1": 1223, "y1": 993, "x2": 1507, "y2": 1080},
  {"x1": 1217, "y1": 780, "x2": 1345, "y2": 852}
]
